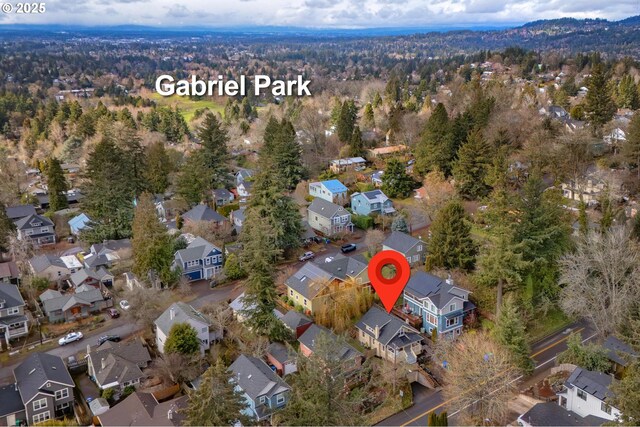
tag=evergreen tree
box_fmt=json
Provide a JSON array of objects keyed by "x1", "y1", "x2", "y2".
[
  {"x1": 452, "y1": 131, "x2": 492, "y2": 200},
  {"x1": 610, "y1": 361, "x2": 640, "y2": 424},
  {"x1": 363, "y1": 103, "x2": 375, "y2": 128},
  {"x1": 197, "y1": 113, "x2": 230, "y2": 188},
  {"x1": 337, "y1": 100, "x2": 357, "y2": 143},
  {"x1": 0, "y1": 201, "x2": 15, "y2": 254},
  {"x1": 494, "y1": 298, "x2": 533, "y2": 373},
  {"x1": 44, "y1": 157, "x2": 68, "y2": 212},
  {"x1": 373, "y1": 92, "x2": 382, "y2": 108},
  {"x1": 426, "y1": 200, "x2": 477, "y2": 271},
  {"x1": 617, "y1": 75, "x2": 640, "y2": 110},
  {"x1": 416, "y1": 103, "x2": 454, "y2": 176},
  {"x1": 132, "y1": 193, "x2": 177, "y2": 286},
  {"x1": 584, "y1": 63, "x2": 616, "y2": 132},
  {"x1": 557, "y1": 333, "x2": 611, "y2": 373},
  {"x1": 382, "y1": 158, "x2": 415, "y2": 198},
  {"x1": 145, "y1": 141, "x2": 172, "y2": 194},
  {"x1": 184, "y1": 359, "x2": 251, "y2": 426},
  {"x1": 164, "y1": 322, "x2": 200, "y2": 355},
  {"x1": 111, "y1": 125, "x2": 147, "y2": 197},
  {"x1": 578, "y1": 200, "x2": 589, "y2": 236},
  {"x1": 631, "y1": 213, "x2": 640, "y2": 242},
  {"x1": 348, "y1": 126, "x2": 365, "y2": 157},
  {"x1": 262, "y1": 118, "x2": 306, "y2": 190},
  {"x1": 223, "y1": 253, "x2": 246, "y2": 280},
  {"x1": 275, "y1": 332, "x2": 363, "y2": 426},
  {"x1": 176, "y1": 151, "x2": 212, "y2": 205},
  {"x1": 391, "y1": 214, "x2": 409, "y2": 233},
  {"x1": 622, "y1": 114, "x2": 640, "y2": 179}
]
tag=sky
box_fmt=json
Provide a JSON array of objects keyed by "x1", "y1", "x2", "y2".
[{"x1": 0, "y1": 0, "x2": 637, "y2": 28}]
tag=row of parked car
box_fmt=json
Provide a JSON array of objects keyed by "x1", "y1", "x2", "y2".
[{"x1": 298, "y1": 243, "x2": 357, "y2": 262}]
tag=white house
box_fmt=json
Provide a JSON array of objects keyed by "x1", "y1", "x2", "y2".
[
  {"x1": 558, "y1": 367, "x2": 620, "y2": 422},
  {"x1": 154, "y1": 302, "x2": 221, "y2": 355}
]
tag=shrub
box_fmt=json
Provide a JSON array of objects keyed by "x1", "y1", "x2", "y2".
[
  {"x1": 352, "y1": 214, "x2": 374, "y2": 230},
  {"x1": 217, "y1": 202, "x2": 240, "y2": 218},
  {"x1": 101, "y1": 388, "x2": 115, "y2": 401}
]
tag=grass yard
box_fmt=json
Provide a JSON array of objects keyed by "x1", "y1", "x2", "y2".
[
  {"x1": 149, "y1": 93, "x2": 225, "y2": 123},
  {"x1": 527, "y1": 307, "x2": 571, "y2": 343}
]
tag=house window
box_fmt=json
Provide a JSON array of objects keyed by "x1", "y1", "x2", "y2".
[
  {"x1": 427, "y1": 313, "x2": 437, "y2": 326},
  {"x1": 259, "y1": 396, "x2": 266, "y2": 404},
  {"x1": 295, "y1": 295, "x2": 299, "y2": 300},
  {"x1": 40, "y1": 227, "x2": 49, "y2": 233},
  {"x1": 577, "y1": 389, "x2": 587, "y2": 401},
  {"x1": 201, "y1": 327, "x2": 207, "y2": 333},
  {"x1": 412, "y1": 255, "x2": 419, "y2": 262},
  {"x1": 446, "y1": 317, "x2": 458, "y2": 327},
  {"x1": 33, "y1": 411, "x2": 51, "y2": 424},
  {"x1": 205, "y1": 258, "x2": 210, "y2": 265},
  {"x1": 290, "y1": 289, "x2": 293, "y2": 296},
  {"x1": 277, "y1": 394, "x2": 285, "y2": 405},
  {"x1": 55, "y1": 389, "x2": 69, "y2": 400},
  {"x1": 56, "y1": 402, "x2": 70, "y2": 410},
  {"x1": 33, "y1": 398, "x2": 48, "y2": 410},
  {"x1": 417, "y1": 245, "x2": 423, "y2": 252},
  {"x1": 7, "y1": 306, "x2": 19, "y2": 315},
  {"x1": 449, "y1": 303, "x2": 456, "y2": 312},
  {"x1": 601, "y1": 402, "x2": 612, "y2": 415}
]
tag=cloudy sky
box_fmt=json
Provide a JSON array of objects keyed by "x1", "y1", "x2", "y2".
[{"x1": 1, "y1": 0, "x2": 637, "y2": 28}]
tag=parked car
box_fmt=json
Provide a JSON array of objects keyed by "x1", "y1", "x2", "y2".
[
  {"x1": 67, "y1": 355, "x2": 77, "y2": 365},
  {"x1": 299, "y1": 251, "x2": 315, "y2": 261},
  {"x1": 107, "y1": 308, "x2": 120, "y2": 318},
  {"x1": 341, "y1": 243, "x2": 357, "y2": 253},
  {"x1": 98, "y1": 335, "x2": 121, "y2": 346},
  {"x1": 119, "y1": 300, "x2": 131, "y2": 310},
  {"x1": 59, "y1": 331, "x2": 83, "y2": 346}
]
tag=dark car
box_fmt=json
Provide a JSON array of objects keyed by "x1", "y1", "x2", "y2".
[
  {"x1": 341, "y1": 243, "x2": 357, "y2": 253},
  {"x1": 108, "y1": 308, "x2": 120, "y2": 318},
  {"x1": 98, "y1": 335, "x2": 121, "y2": 346}
]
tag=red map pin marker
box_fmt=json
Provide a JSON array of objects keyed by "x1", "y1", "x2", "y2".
[{"x1": 368, "y1": 250, "x2": 411, "y2": 313}]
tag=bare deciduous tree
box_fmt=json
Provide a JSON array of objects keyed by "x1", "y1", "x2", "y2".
[
  {"x1": 434, "y1": 331, "x2": 521, "y2": 425},
  {"x1": 559, "y1": 227, "x2": 640, "y2": 336},
  {"x1": 364, "y1": 229, "x2": 385, "y2": 256},
  {"x1": 418, "y1": 171, "x2": 455, "y2": 221},
  {"x1": 150, "y1": 352, "x2": 203, "y2": 385}
]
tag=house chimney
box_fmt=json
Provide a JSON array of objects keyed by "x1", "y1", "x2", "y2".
[
  {"x1": 446, "y1": 274, "x2": 453, "y2": 286},
  {"x1": 170, "y1": 308, "x2": 175, "y2": 320},
  {"x1": 101, "y1": 358, "x2": 106, "y2": 370},
  {"x1": 167, "y1": 409, "x2": 173, "y2": 420},
  {"x1": 87, "y1": 344, "x2": 91, "y2": 354}
]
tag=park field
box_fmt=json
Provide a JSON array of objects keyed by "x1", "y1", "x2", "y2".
[{"x1": 149, "y1": 92, "x2": 225, "y2": 123}]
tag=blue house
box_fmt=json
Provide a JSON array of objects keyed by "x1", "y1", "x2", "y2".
[
  {"x1": 68, "y1": 213, "x2": 91, "y2": 235},
  {"x1": 309, "y1": 180, "x2": 348, "y2": 205},
  {"x1": 402, "y1": 272, "x2": 474, "y2": 338},
  {"x1": 173, "y1": 236, "x2": 223, "y2": 281},
  {"x1": 229, "y1": 354, "x2": 291, "y2": 421},
  {"x1": 350, "y1": 189, "x2": 395, "y2": 216}
]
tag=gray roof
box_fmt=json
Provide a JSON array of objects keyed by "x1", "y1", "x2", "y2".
[
  {"x1": 98, "y1": 392, "x2": 187, "y2": 427},
  {"x1": 84, "y1": 254, "x2": 111, "y2": 269},
  {"x1": 89, "y1": 339, "x2": 151, "y2": 387},
  {"x1": 5, "y1": 205, "x2": 37, "y2": 221},
  {"x1": 69, "y1": 267, "x2": 113, "y2": 287},
  {"x1": 383, "y1": 231, "x2": 424, "y2": 254},
  {"x1": 14, "y1": 353, "x2": 74, "y2": 404},
  {"x1": 91, "y1": 239, "x2": 131, "y2": 256},
  {"x1": 229, "y1": 354, "x2": 290, "y2": 401},
  {"x1": 41, "y1": 288, "x2": 103, "y2": 313},
  {"x1": 355, "y1": 305, "x2": 422, "y2": 348},
  {"x1": 14, "y1": 213, "x2": 54, "y2": 230},
  {"x1": 404, "y1": 271, "x2": 470, "y2": 309},
  {"x1": 182, "y1": 204, "x2": 226, "y2": 223},
  {"x1": 154, "y1": 302, "x2": 210, "y2": 336},
  {"x1": 0, "y1": 283, "x2": 25, "y2": 309},
  {"x1": 213, "y1": 188, "x2": 233, "y2": 199},
  {"x1": 298, "y1": 324, "x2": 362, "y2": 361},
  {"x1": 0, "y1": 384, "x2": 24, "y2": 418},
  {"x1": 603, "y1": 336, "x2": 638, "y2": 367},
  {"x1": 175, "y1": 236, "x2": 221, "y2": 263},
  {"x1": 285, "y1": 254, "x2": 368, "y2": 299},
  {"x1": 281, "y1": 310, "x2": 312, "y2": 331},
  {"x1": 39, "y1": 289, "x2": 62, "y2": 301},
  {"x1": 30, "y1": 254, "x2": 68, "y2": 274},
  {"x1": 267, "y1": 342, "x2": 295, "y2": 365},
  {"x1": 518, "y1": 402, "x2": 608, "y2": 426},
  {"x1": 308, "y1": 197, "x2": 346, "y2": 219},
  {"x1": 565, "y1": 367, "x2": 614, "y2": 401}
]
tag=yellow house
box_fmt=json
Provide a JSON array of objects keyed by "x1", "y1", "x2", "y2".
[{"x1": 285, "y1": 254, "x2": 369, "y2": 314}]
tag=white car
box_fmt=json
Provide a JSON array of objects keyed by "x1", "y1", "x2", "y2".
[
  {"x1": 119, "y1": 300, "x2": 131, "y2": 310},
  {"x1": 58, "y1": 331, "x2": 83, "y2": 346}
]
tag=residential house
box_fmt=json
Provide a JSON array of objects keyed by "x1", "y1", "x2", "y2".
[
  {"x1": 307, "y1": 198, "x2": 353, "y2": 236},
  {"x1": 29, "y1": 255, "x2": 71, "y2": 283},
  {"x1": 367, "y1": 145, "x2": 407, "y2": 158},
  {"x1": 0, "y1": 383, "x2": 26, "y2": 427},
  {"x1": 182, "y1": 204, "x2": 227, "y2": 227},
  {"x1": 561, "y1": 178, "x2": 605, "y2": 206},
  {"x1": 39, "y1": 287, "x2": 109, "y2": 323},
  {"x1": 59, "y1": 255, "x2": 83, "y2": 273},
  {"x1": 98, "y1": 392, "x2": 188, "y2": 427},
  {"x1": 602, "y1": 335, "x2": 638, "y2": 379},
  {"x1": 123, "y1": 272, "x2": 144, "y2": 291},
  {"x1": 298, "y1": 324, "x2": 362, "y2": 364},
  {"x1": 557, "y1": 367, "x2": 620, "y2": 422},
  {"x1": 213, "y1": 188, "x2": 235, "y2": 207},
  {"x1": 0, "y1": 261, "x2": 20, "y2": 285},
  {"x1": 155, "y1": 197, "x2": 168, "y2": 222},
  {"x1": 308, "y1": 180, "x2": 349, "y2": 205},
  {"x1": 87, "y1": 338, "x2": 152, "y2": 391},
  {"x1": 5, "y1": 205, "x2": 37, "y2": 222},
  {"x1": 68, "y1": 213, "x2": 91, "y2": 235},
  {"x1": 14, "y1": 214, "x2": 56, "y2": 246},
  {"x1": 36, "y1": 190, "x2": 82, "y2": 211},
  {"x1": 539, "y1": 105, "x2": 568, "y2": 119},
  {"x1": 266, "y1": 342, "x2": 298, "y2": 376},
  {"x1": 237, "y1": 181, "x2": 253, "y2": 198},
  {"x1": 350, "y1": 190, "x2": 395, "y2": 216},
  {"x1": 155, "y1": 302, "x2": 220, "y2": 355},
  {"x1": 89, "y1": 239, "x2": 131, "y2": 259},
  {"x1": 0, "y1": 283, "x2": 29, "y2": 347},
  {"x1": 382, "y1": 231, "x2": 426, "y2": 267},
  {"x1": 371, "y1": 171, "x2": 384, "y2": 187},
  {"x1": 280, "y1": 310, "x2": 313, "y2": 338},
  {"x1": 230, "y1": 207, "x2": 246, "y2": 235},
  {"x1": 235, "y1": 168, "x2": 255, "y2": 186},
  {"x1": 229, "y1": 354, "x2": 291, "y2": 421},
  {"x1": 517, "y1": 402, "x2": 609, "y2": 427},
  {"x1": 355, "y1": 306, "x2": 423, "y2": 364},
  {"x1": 604, "y1": 128, "x2": 626, "y2": 146},
  {"x1": 14, "y1": 353, "x2": 75, "y2": 425},
  {"x1": 329, "y1": 157, "x2": 366, "y2": 174},
  {"x1": 285, "y1": 254, "x2": 369, "y2": 314},
  {"x1": 402, "y1": 272, "x2": 474, "y2": 338},
  {"x1": 173, "y1": 236, "x2": 223, "y2": 281},
  {"x1": 230, "y1": 292, "x2": 284, "y2": 323},
  {"x1": 68, "y1": 267, "x2": 114, "y2": 289}
]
